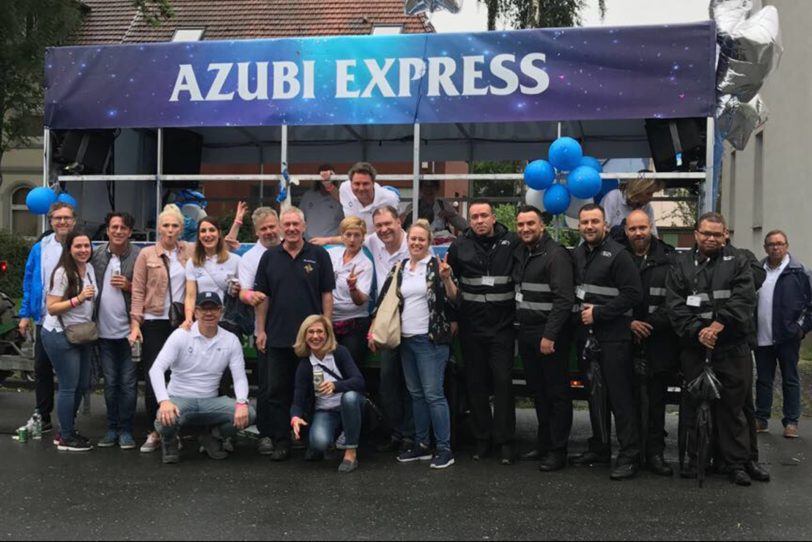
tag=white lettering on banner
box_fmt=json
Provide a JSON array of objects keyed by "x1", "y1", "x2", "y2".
[{"x1": 168, "y1": 53, "x2": 551, "y2": 103}]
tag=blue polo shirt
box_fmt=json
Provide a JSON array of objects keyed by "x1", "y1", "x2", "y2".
[{"x1": 255, "y1": 241, "x2": 335, "y2": 348}]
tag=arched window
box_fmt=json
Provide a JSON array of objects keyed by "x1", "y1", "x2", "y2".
[{"x1": 10, "y1": 185, "x2": 39, "y2": 237}]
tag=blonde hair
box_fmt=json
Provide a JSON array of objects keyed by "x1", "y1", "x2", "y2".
[
  {"x1": 293, "y1": 315, "x2": 337, "y2": 358},
  {"x1": 159, "y1": 203, "x2": 184, "y2": 226},
  {"x1": 339, "y1": 216, "x2": 367, "y2": 235},
  {"x1": 623, "y1": 177, "x2": 663, "y2": 203},
  {"x1": 408, "y1": 218, "x2": 433, "y2": 244},
  {"x1": 252, "y1": 207, "x2": 278, "y2": 230}
]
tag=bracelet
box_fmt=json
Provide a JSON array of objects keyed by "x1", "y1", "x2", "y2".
[
  {"x1": 235, "y1": 402, "x2": 249, "y2": 409},
  {"x1": 70, "y1": 297, "x2": 78, "y2": 308},
  {"x1": 234, "y1": 220, "x2": 243, "y2": 226}
]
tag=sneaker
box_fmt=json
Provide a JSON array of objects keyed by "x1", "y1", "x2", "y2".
[
  {"x1": 198, "y1": 433, "x2": 228, "y2": 460},
  {"x1": 118, "y1": 432, "x2": 136, "y2": 450},
  {"x1": 335, "y1": 432, "x2": 348, "y2": 450},
  {"x1": 257, "y1": 436, "x2": 274, "y2": 455},
  {"x1": 57, "y1": 434, "x2": 93, "y2": 452},
  {"x1": 41, "y1": 420, "x2": 54, "y2": 433},
  {"x1": 784, "y1": 424, "x2": 799, "y2": 439},
  {"x1": 98, "y1": 431, "x2": 118, "y2": 448},
  {"x1": 53, "y1": 433, "x2": 62, "y2": 446},
  {"x1": 162, "y1": 437, "x2": 180, "y2": 464},
  {"x1": 430, "y1": 449, "x2": 455, "y2": 469},
  {"x1": 756, "y1": 419, "x2": 769, "y2": 433},
  {"x1": 222, "y1": 437, "x2": 235, "y2": 453},
  {"x1": 140, "y1": 433, "x2": 161, "y2": 453},
  {"x1": 397, "y1": 443, "x2": 433, "y2": 463}
]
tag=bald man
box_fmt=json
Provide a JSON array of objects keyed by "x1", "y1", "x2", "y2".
[{"x1": 624, "y1": 210, "x2": 679, "y2": 476}]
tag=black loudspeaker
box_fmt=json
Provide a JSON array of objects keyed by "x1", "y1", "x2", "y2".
[
  {"x1": 645, "y1": 118, "x2": 706, "y2": 172},
  {"x1": 57, "y1": 130, "x2": 115, "y2": 174},
  {"x1": 162, "y1": 129, "x2": 202, "y2": 175}
]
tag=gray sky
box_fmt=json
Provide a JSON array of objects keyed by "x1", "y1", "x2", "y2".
[{"x1": 430, "y1": 0, "x2": 710, "y2": 33}]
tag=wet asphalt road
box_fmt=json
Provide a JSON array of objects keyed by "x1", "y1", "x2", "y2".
[{"x1": 0, "y1": 389, "x2": 809, "y2": 541}]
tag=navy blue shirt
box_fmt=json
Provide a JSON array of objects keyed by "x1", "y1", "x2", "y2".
[{"x1": 255, "y1": 241, "x2": 335, "y2": 348}]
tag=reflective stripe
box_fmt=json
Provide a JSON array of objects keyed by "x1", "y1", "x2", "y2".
[
  {"x1": 461, "y1": 275, "x2": 512, "y2": 286},
  {"x1": 699, "y1": 311, "x2": 713, "y2": 319},
  {"x1": 581, "y1": 284, "x2": 620, "y2": 297},
  {"x1": 518, "y1": 301, "x2": 554, "y2": 311},
  {"x1": 695, "y1": 293, "x2": 710, "y2": 301},
  {"x1": 572, "y1": 304, "x2": 581, "y2": 312},
  {"x1": 648, "y1": 305, "x2": 659, "y2": 314},
  {"x1": 521, "y1": 282, "x2": 551, "y2": 293},
  {"x1": 571, "y1": 302, "x2": 632, "y2": 317},
  {"x1": 649, "y1": 287, "x2": 667, "y2": 296},
  {"x1": 713, "y1": 289, "x2": 731, "y2": 299},
  {"x1": 461, "y1": 291, "x2": 515, "y2": 303}
]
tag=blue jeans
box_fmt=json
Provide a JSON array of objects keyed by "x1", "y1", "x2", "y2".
[
  {"x1": 153, "y1": 396, "x2": 257, "y2": 440},
  {"x1": 40, "y1": 329, "x2": 92, "y2": 438},
  {"x1": 309, "y1": 391, "x2": 364, "y2": 452},
  {"x1": 755, "y1": 340, "x2": 802, "y2": 426},
  {"x1": 98, "y1": 338, "x2": 137, "y2": 434},
  {"x1": 400, "y1": 335, "x2": 451, "y2": 451}
]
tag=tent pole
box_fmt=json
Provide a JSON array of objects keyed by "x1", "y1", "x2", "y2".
[
  {"x1": 156, "y1": 128, "x2": 163, "y2": 240},
  {"x1": 259, "y1": 146, "x2": 265, "y2": 204},
  {"x1": 280, "y1": 124, "x2": 289, "y2": 212},
  {"x1": 702, "y1": 116, "x2": 715, "y2": 215},
  {"x1": 42, "y1": 127, "x2": 50, "y2": 233},
  {"x1": 412, "y1": 123, "x2": 420, "y2": 226}
]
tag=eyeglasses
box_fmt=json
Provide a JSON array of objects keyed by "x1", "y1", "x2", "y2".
[
  {"x1": 696, "y1": 230, "x2": 725, "y2": 239},
  {"x1": 765, "y1": 242, "x2": 787, "y2": 248},
  {"x1": 51, "y1": 216, "x2": 75, "y2": 223}
]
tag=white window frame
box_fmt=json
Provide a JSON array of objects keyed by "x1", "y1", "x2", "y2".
[
  {"x1": 9, "y1": 183, "x2": 37, "y2": 236},
  {"x1": 371, "y1": 25, "x2": 403, "y2": 35},
  {"x1": 172, "y1": 28, "x2": 205, "y2": 42}
]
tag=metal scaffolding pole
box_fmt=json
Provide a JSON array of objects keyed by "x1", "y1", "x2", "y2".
[
  {"x1": 156, "y1": 128, "x2": 163, "y2": 236},
  {"x1": 412, "y1": 123, "x2": 420, "y2": 225}
]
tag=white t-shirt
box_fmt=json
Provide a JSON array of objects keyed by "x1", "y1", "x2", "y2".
[
  {"x1": 328, "y1": 246, "x2": 374, "y2": 322},
  {"x1": 238, "y1": 243, "x2": 268, "y2": 292},
  {"x1": 757, "y1": 255, "x2": 790, "y2": 346},
  {"x1": 301, "y1": 189, "x2": 344, "y2": 239},
  {"x1": 185, "y1": 253, "x2": 241, "y2": 299},
  {"x1": 43, "y1": 266, "x2": 98, "y2": 332},
  {"x1": 400, "y1": 255, "x2": 431, "y2": 337},
  {"x1": 97, "y1": 255, "x2": 130, "y2": 339},
  {"x1": 365, "y1": 231, "x2": 409, "y2": 296},
  {"x1": 145, "y1": 251, "x2": 186, "y2": 321},
  {"x1": 311, "y1": 352, "x2": 343, "y2": 411},
  {"x1": 339, "y1": 181, "x2": 399, "y2": 234},
  {"x1": 601, "y1": 189, "x2": 658, "y2": 237},
  {"x1": 40, "y1": 235, "x2": 64, "y2": 318}
]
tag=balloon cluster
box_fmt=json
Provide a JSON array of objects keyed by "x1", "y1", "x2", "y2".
[
  {"x1": 522, "y1": 137, "x2": 613, "y2": 216},
  {"x1": 26, "y1": 187, "x2": 78, "y2": 215}
]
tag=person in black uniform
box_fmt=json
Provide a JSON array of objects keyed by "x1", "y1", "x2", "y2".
[
  {"x1": 444, "y1": 199, "x2": 520, "y2": 464},
  {"x1": 513, "y1": 205, "x2": 575, "y2": 472},
  {"x1": 666, "y1": 212, "x2": 757, "y2": 486},
  {"x1": 570, "y1": 203, "x2": 643, "y2": 480},
  {"x1": 623, "y1": 209, "x2": 679, "y2": 476}
]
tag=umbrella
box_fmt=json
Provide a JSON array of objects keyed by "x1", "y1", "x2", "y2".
[
  {"x1": 633, "y1": 344, "x2": 650, "y2": 465},
  {"x1": 584, "y1": 329, "x2": 609, "y2": 446},
  {"x1": 683, "y1": 349, "x2": 722, "y2": 488}
]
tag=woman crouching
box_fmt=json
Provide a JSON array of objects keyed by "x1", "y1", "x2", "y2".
[{"x1": 291, "y1": 315, "x2": 365, "y2": 473}]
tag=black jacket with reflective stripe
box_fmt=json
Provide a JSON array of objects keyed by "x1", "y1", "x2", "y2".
[
  {"x1": 665, "y1": 244, "x2": 756, "y2": 350},
  {"x1": 447, "y1": 222, "x2": 520, "y2": 335},
  {"x1": 573, "y1": 235, "x2": 643, "y2": 342},
  {"x1": 512, "y1": 232, "x2": 575, "y2": 341}
]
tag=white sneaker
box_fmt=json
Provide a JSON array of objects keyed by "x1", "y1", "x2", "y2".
[{"x1": 140, "y1": 433, "x2": 161, "y2": 453}]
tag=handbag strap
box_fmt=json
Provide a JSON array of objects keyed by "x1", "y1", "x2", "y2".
[
  {"x1": 200, "y1": 261, "x2": 229, "y2": 294},
  {"x1": 315, "y1": 362, "x2": 343, "y2": 382},
  {"x1": 58, "y1": 270, "x2": 94, "y2": 329},
  {"x1": 161, "y1": 252, "x2": 176, "y2": 305}
]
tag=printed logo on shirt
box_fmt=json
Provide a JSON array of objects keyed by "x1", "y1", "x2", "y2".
[
  {"x1": 723, "y1": 256, "x2": 734, "y2": 261},
  {"x1": 500, "y1": 240, "x2": 511, "y2": 246},
  {"x1": 601, "y1": 251, "x2": 612, "y2": 258},
  {"x1": 187, "y1": 346, "x2": 194, "y2": 354},
  {"x1": 304, "y1": 263, "x2": 314, "y2": 274}
]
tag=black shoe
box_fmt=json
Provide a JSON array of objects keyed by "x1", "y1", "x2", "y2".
[
  {"x1": 539, "y1": 452, "x2": 567, "y2": 472},
  {"x1": 472, "y1": 441, "x2": 491, "y2": 461},
  {"x1": 520, "y1": 449, "x2": 542, "y2": 461},
  {"x1": 570, "y1": 451, "x2": 610, "y2": 467},
  {"x1": 270, "y1": 444, "x2": 290, "y2": 461},
  {"x1": 646, "y1": 455, "x2": 673, "y2": 477},
  {"x1": 500, "y1": 445, "x2": 515, "y2": 466},
  {"x1": 375, "y1": 437, "x2": 402, "y2": 453},
  {"x1": 730, "y1": 468, "x2": 752, "y2": 486},
  {"x1": 610, "y1": 462, "x2": 639, "y2": 481},
  {"x1": 680, "y1": 461, "x2": 698, "y2": 479},
  {"x1": 304, "y1": 448, "x2": 324, "y2": 462},
  {"x1": 41, "y1": 421, "x2": 54, "y2": 433},
  {"x1": 745, "y1": 460, "x2": 770, "y2": 482},
  {"x1": 162, "y1": 437, "x2": 180, "y2": 464}
]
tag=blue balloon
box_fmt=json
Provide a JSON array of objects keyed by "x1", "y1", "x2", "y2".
[
  {"x1": 579, "y1": 156, "x2": 603, "y2": 173},
  {"x1": 548, "y1": 137, "x2": 583, "y2": 172},
  {"x1": 567, "y1": 166, "x2": 602, "y2": 199},
  {"x1": 25, "y1": 187, "x2": 57, "y2": 215},
  {"x1": 523, "y1": 159, "x2": 556, "y2": 190},
  {"x1": 543, "y1": 184, "x2": 571, "y2": 215},
  {"x1": 57, "y1": 192, "x2": 78, "y2": 210},
  {"x1": 595, "y1": 178, "x2": 620, "y2": 203}
]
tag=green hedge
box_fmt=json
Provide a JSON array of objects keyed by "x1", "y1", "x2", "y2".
[{"x1": 0, "y1": 230, "x2": 34, "y2": 300}]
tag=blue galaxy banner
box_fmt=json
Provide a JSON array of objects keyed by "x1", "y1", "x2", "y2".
[{"x1": 44, "y1": 22, "x2": 716, "y2": 129}]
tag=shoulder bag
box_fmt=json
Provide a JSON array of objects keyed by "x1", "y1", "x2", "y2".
[
  {"x1": 370, "y1": 261, "x2": 403, "y2": 349},
  {"x1": 59, "y1": 273, "x2": 99, "y2": 345}
]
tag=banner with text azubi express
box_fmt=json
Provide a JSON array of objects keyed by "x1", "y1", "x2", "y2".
[{"x1": 44, "y1": 22, "x2": 716, "y2": 129}]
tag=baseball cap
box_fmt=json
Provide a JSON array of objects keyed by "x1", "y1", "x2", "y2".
[{"x1": 195, "y1": 291, "x2": 223, "y2": 308}]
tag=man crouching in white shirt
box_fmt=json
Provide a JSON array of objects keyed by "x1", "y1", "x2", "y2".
[{"x1": 150, "y1": 291, "x2": 256, "y2": 464}]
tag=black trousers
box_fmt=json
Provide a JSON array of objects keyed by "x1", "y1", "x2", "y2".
[
  {"x1": 460, "y1": 329, "x2": 516, "y2": 446},
  {"x1": 641, "y1": 346, "x2": 680, "y2": 458},
  {"x1": 518, "y1": 333, "x2": 572, "y2": 453},
  {"x1": 266, "y1": 346, "x2": 300, "y2": 447},
  {"x1": 255, "y1": 347, "x2": 272, "y2": 439},
  {"x1": 581, "y1": 340, "x2": 640, "y2": 463},
  {"x1": 743, "y1": 354, "x2": 759, "y2": 462},
  {"x1": 141, "y1": 319, "x2": 173, "y2": 429},
  {"x1": 34, "y1": 325, "x2": 55, "y2": 422},
  {"x1": 378, "y1": 347, "x2": 414, "y2": 441},
  {"x1": 336, "y1": 317, "x2": 370, "y2": 370},
  {"x1": 681, "y1": 344, "x2": 751, "y2": 468}
]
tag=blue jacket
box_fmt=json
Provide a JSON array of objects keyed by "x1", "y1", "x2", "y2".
[
  {"x1": 290, "y1": 345, "x2": 365, "y2": 420},
  {"x1": 18, "y1": 233, "x2": 60, "y2": 323},
  {"x1": 758, "y1": 255, "x2": 812, "y2": 345}
]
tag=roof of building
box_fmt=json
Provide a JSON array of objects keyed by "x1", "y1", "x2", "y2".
[{"x1": 71, "y1": 0, "x2": 433, "y2": 45}]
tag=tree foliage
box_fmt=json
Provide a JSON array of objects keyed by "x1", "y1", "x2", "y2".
[{"x1": 480, "y1": 0, "x2": 606, "y2": 30}]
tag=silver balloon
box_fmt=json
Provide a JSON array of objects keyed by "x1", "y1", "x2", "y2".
[
  {"x1": 716, "y1": 54, "x2": 770, "y2": 103},
  {"x1": 709, "y1": 0, "x2": 752, "y2": 38},
  {"x1": 405, "y1": 0, "x2": 463, "y2": 16},
  {"x1": 717, "y1": 94, "x2": 768, "y2": 151}
]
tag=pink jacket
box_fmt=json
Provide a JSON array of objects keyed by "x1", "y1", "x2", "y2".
[{"x1": 130, "y1": 241, "x2": 192, "y2": 322}]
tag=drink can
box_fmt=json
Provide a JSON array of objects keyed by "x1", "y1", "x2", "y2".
[
  {"x1": 17, "y1": 426, "x2": 28, "y2": 443},
  {"x1": 131, "y1": 340, "x2": 142, "y2": 363},
  {"x1": 312, "y1": 368, "x2": 324, "y2": 394},
  {"x1": 227, "y1": 278, "x2": 240, "y2": 297}
]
